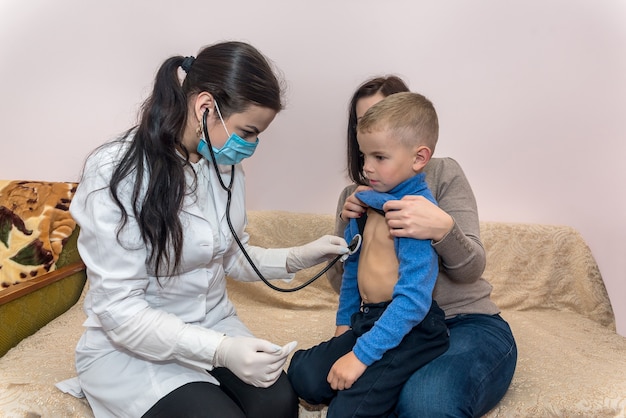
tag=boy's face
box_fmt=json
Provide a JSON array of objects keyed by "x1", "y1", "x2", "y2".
[{"x1": 358, "y1": 129, "x2": 420, "y2": 193}]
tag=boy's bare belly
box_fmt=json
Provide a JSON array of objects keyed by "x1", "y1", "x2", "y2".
[{"x1": 357, "y1": 209, "x2": 399, "y2": 304}]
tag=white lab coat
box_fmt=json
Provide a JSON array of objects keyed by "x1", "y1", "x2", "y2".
[{"x1": 58, "y1": 140, "x2": 293, "y2": 418}]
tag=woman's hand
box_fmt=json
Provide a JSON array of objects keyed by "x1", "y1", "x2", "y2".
[
  {"x1": 383, "y1": 195, "x2": 454, "y2": 242},
  {"x1": 341, "y1": 185, "x2": 372, "y2": 221}
]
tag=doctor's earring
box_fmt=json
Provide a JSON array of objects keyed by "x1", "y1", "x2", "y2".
[{"x1": 195, "y1": 124, "x2": 202, "y2": 138}]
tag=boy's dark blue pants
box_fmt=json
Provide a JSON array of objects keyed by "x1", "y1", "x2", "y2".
[{"x1": 287, "y1": 300, "x2": 449, "y2": 418}]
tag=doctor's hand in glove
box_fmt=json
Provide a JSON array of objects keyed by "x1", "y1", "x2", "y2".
[
  {"x1": 286, "y1": 235, "x2": 349, "y2": 273},
  {"x1": 214, "y1": 336, "x2": 297, "y2": 388}
]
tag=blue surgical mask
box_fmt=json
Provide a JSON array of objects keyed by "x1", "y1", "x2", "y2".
[{"x1": 197, "y1": 101, "x2": 259, "y2": 165}]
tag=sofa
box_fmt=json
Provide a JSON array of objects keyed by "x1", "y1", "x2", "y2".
[{"x1": 1, "y1": 181, "x2": 625, "y2": 417}]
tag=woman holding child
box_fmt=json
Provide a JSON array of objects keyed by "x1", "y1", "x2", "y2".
[{"x1": 325, "y1": 77, "x2": 517, "y2": 417}]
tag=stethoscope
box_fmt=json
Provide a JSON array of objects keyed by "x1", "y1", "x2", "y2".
[{"x1": 201, "y1": 108, "x2": 361, "y2": 292}]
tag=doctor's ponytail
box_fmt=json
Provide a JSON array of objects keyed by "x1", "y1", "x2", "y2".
[{"x1": 109, "y1": 41, "x2": 284, "y2": 278}]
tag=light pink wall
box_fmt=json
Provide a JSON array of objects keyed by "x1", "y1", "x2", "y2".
[{"x1": 1, "y1": 0, "x2": 625, "y2": 335}]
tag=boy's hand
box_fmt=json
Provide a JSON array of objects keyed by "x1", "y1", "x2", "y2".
[
  {"x1": 334, "y1": 325, "x2": 350, "y2": 337},
  {"x1": 327, "y1": 351, "x2": 367, "y2": 390},
  {"x1": 340, "y1": 186, "x2": 371, "y2": 221}
]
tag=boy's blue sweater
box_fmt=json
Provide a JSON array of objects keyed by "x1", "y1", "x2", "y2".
[{"x1": 336, "y1": 172, "x2": 439, "y2": 366}]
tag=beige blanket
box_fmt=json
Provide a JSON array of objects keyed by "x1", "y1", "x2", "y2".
[{"x1": 0, "y1": 211, "x2": 625, "y2": 417}]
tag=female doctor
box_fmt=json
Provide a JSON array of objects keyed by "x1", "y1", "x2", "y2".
[{"x1": 61, "y1": 41, "x2": 348, "y2": 418}]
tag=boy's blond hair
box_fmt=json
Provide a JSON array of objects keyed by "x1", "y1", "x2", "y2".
[{"x1": 358, "y1": 92, "x2": 439, "y2": 152}]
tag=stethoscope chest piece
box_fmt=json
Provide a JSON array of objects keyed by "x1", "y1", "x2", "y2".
[{"x1": 343, "y1": 234, "x2": 362, "y2": 261}]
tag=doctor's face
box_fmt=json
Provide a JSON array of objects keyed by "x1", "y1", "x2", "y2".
[{"x1": 208, "y1": 104, "x2": 277, "y2": 149}]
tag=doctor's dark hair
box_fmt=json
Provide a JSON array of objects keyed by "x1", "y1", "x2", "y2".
[
  {"x1": 346, "y1": 75, "x2": 409, "y2": 186},
  {"x1": 109, "y1": 41, "x2": 283, "y2": 277}
]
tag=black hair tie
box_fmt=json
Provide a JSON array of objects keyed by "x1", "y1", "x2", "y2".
[{"x1": 181, "y1": 56, "x2": 196, "y2": 73}]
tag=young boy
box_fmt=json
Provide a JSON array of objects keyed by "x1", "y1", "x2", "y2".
[{"x1": 287, "y1": 92, "x2": 450, "y2": 418}]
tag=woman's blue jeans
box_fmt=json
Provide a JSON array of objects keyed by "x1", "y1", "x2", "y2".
[{"x1": 394, "y1": 313, "x2": 517, "y2": 418}]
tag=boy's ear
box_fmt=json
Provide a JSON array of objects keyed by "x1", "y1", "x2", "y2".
[{"x1": 412, "y1": 146, "x2": 432, "y2": 172}]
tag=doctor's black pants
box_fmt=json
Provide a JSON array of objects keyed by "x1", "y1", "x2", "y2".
[{"x1": 142, "y1": 369, "x2": 298, "y2": 418}]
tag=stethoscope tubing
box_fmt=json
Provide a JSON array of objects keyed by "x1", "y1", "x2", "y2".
[{"x1": 201, "y1": 108, "x2": 344, "y2": 292}]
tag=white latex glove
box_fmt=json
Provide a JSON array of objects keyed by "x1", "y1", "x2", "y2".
[
  {"x1": 214, "y1": 336, "x2": 297, "y2": 388},
  {"x1": 286, "y1": 235, "x2": 349, "y2": 273}
]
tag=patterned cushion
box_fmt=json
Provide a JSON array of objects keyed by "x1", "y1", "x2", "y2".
[{"x1": 0, "y1": 180, "x2": 78, "y2": 289}]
